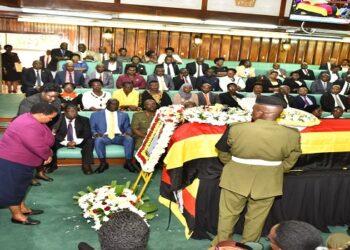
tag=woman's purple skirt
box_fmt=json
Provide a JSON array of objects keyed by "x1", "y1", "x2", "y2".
[{"x1": 0, "y1": 158, "x2": 34, "y2": 207}]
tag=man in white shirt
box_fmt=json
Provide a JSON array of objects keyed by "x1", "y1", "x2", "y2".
[
  {"x1": 269, "y1": 63, "x2": 287, "y2": 81},
  {"x1": 186, "y1": 57, "x2": 210, "y2": 78},
  {"x1": 75, "y1": 43, "x2": 97, "y2": 61},
  {"x1": 96, "y1": 46, "x2": 109, "y2": 62},
  {"x1": 219, "y1": 68, "x2": 245, "y2": 91},
  {"x1": 328, "y1": 64, "x2": 341, "y2": 83},
  {"x1": 146, "y1": 65, "x2": 174, "y2": 91},
  {"x1": 103, "y1": 52, "x2": 120, "y2": 74},
  {"x1": 157, "y1": 47, "x2": 183, "y2": 64},
  {"x1": 85, "y1": 64, "x2": 114, "y2": 88},
  {"x1": 52, "y1": 104, "x2": 94, "y2": 175}
]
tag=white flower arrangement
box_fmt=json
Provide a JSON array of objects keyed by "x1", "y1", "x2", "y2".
[
  {"x1": 74, "y1": 181, "x2": 157, "y2": 230},
  {"x1": 183, "y1": 105, "x2": 251, "y2": 125},
  {"x1": 277, "y1": 107, "x2": 320, "y2": 128}
]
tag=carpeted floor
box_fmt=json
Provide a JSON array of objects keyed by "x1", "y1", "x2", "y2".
[{"x1": 0, "y1": 166, "x2": 347, "y2": 250}]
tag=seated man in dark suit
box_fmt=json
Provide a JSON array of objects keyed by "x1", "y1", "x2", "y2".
[
  {"x1": 219, "y1": 83, "x2": 244, "y2": 108},
  {"x1": 157, "y1": 55, "x2": 180, "y2": 78},
  {"x1": 197, "y1": 83, "x2": 220, "y2": 106},
  {"x1": 310, "y1": 72, "x2": 332, "y2": 94},
  {"x1": 147, "y1": 65, "x2": 174, "y2": 91},
  {"x1": 85, "y1": 64, "x2": 113, "y2": 88},
  {"x1": 196, "y1": 68, "x2": 220, "y2": 91},
  {"x1": 21, "y1": 60, "x2": 53, "y2": 97},
  {"x1": 186, "y1": 56, "x2": 209, "y2": 78},
  {"x1": 173, "y1": 68, "x2": 196, "y2": 90},
  {"x1": 54, "y1": 62, "x2": 85, "y2": 87},
  {"x1": 272, "y1": 85, "x2": 298, "y2": 108},
  {"x1": 295, "y1": 87, "x2": 317, "y2": 110},
  {"x1": 320, "y1": 84, "x2": 349, "y2": 112},
  {"x1": 49, "y1": 42, "x2": 73, "y2": 72},
  {"x1": 296, "y1": 62, "x2": 316, "y2": 81},
  {"x1": 90, "y1": 99, "x2": 139, "y2": 173},
  {"x1": 52, "y1": 104, "x2": 94, "y2": 175},
  {"x1": 124, "y1": 56, "x2": 147, "y2": 75}
]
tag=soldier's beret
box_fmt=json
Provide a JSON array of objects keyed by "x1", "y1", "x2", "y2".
[{"x1": 255, "y1": 95, "x2": 287, "y2": 108}]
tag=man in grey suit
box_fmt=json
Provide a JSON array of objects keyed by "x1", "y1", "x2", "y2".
[
  {"x1": 85, "y1": 64, "x2": 114, "y2": 88},
  {"x1": 310, "y1": 72, "x2": 333, "y2": 94},
  {"x1": 146, "y1": 65, "x2": 174, "y2": 90},
  {"x1": 197, "y1": 83, "x2": 220, "y2": 106}
]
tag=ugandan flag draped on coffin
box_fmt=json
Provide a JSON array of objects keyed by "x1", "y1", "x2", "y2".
[
  {"x1": 159, "y1": 119, "x2": 350, "y2": 239},
  {"x1": 159, "y1": 122, "x2": 226, "y2": 239}
]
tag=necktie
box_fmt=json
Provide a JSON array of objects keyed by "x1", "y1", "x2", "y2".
[
  {"x1": 231, "y1": 77, "x2": 235, "y2": 83},
  {"x1": 45, "y1": 57, "x2": 49, "y2": 68},
  {"x1": 167, "y1": 65, "x2": 171, "y2": 76},
  {"x1": 204, "y1": 93, "x2": 210, "y2": 106},
  {"x1": 69, "y1": 72, "x2": 73, "y2": 83},
  {"x1": 284, "y1": 95, "x2": 289, "y2": 107},
  {"x1": 303, "y1": 96, "x2": 309, "y2": 107},
  {"x1": 107, "y1": 112, "x2": 115, "y2": 139},
  {"x1": 346, "y1": 83, "x2": 350, "y2": 95},
  {"x1": 36, "y1": 70, "x2": 41, "y2": 86},
  {"x1": 322, "y1": 82, "x2": 327, "y2": 91},
  {"x1": 99, "y1": 72, "x2": 103, "y2": 81},
  {"x1": 67, "y1": 120, "x2": 74, "y2": 142}
]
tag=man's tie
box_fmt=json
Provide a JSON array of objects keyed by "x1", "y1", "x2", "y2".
[
  {"x1": 45, "y1": 57, "x2": 49, "y2": 68},
  {"x1": 322, "y1": 81, "x2": 327, "y2": 91},
  {"x1": 69, "y1": 72, "x2": 74, "y2": 83},
  {"x1": 167, "y1": 65, "x2": 171, "y2": 76},
  {"x1": 107, "y1": 112, "x2": 115, "y2": 139},
  {"x1": 302, "y1": 96, "x2": 309, "y2": 107},
  {"x1": 284, "y1": 95, "x2": 289, "y2": 107},
  {"x1": 36, "y1": 70, "x2": 41, "y2": 86},
  {"x1": 345, "y1": 83, "x2": 350, "y2": 95},
  {"x1": 204, "y1": 93, "x2": 211, "y2": 106},
  {"x1": 67, "y1": 120, "x2": 74, "y2": 142},
  {"x1": 99, "y1": 73, "x2": 103, "y2": 81},
  {"x1": 231, "y1": 77, "x2": 235, "y2": 83}
]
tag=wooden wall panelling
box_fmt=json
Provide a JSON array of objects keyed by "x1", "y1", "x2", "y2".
[
  {"x1": 125, "y1": 29, "x2": 136, "y2": 56},
  {"x1": 240, "y1": 37, "x2": 252, "y2": 60},
  {"x1": 249, "y1": 37, "x2": 261, "y2": 62},
  {"x1": 209, "y1": 35, "x2": 222, "y2": 60},
  {"x1": 169, "y1": 32, "x2": 180, "y2": 54},
  {"x1": 113, "y1": 28, "x2": 125, "y2": 52},
  {"x1": 277, "y1": 42, "x2": 287, "y2": 64},
  {"x1": 229, "y1": 36, "x2": 242, "y2": 61},
  {"x1": 340, "y1": 43, "x2": 350, "y2": 61},
  {"x1": 189, "y1": 33, "x2": 200, "y2": 59},
  {"x1": 147, "y1": 30, "x2": 159, "y2": 53},
  {"x1": 305, "y1": 40, "x2": 316, "y2": 65},
  {"x1": 295, "y1": 39, "x2": 308, "y2": 64},
  {"x1": 158, "y1": 31, "x2": 170, "y2": 56},
  {"x1": 259, "y1": 38, "x2": 270, "y2": 62},
  {"x1": 199, "y1": 34, "x2": 211, "y2": 59},
  {"x1": 178, "y1": 33, "x2": 191, "y2": 59},
  {"x1": 268, "y1": 38, "x2": 280, "y2": 63},
  {"x1": 286, "y1": 40, "x2": 298, "y2": 63},
  {"x1": 89, "y1": 27, "x2": 101, "y2": 51},
  {"x1": 78, "y1": 26, "x2": 89, "y2": 47},
  {"x1": 135, "y1": 29, "x2": 147, "y2": 57},
  {"x1": 314, "y1": 41, "x2": 325, "y2": 65},
  {"x1": 220, "y1": 35, "x2": 231, "y2": 61},
  {"x1": 322, "y1": 42, "x2": 334, "y2": 63},
  {"x1": 331, "y1": 42, "x2": 342, "y2": 63}
]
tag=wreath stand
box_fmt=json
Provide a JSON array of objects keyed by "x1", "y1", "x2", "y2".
[{"x1": 132, "y1": 170, "x2": 154, "y2": 199}]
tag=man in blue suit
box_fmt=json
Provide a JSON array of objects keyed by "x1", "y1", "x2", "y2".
[
  {"x1": 295, "y1": 87, "x2": 317, "y2": 110},
  {"x1": 90, "y1": 99, "x2": 139, "y2": 173},
  {"x1": 54, "y1": 61, "x2": 85, "y2": 87}
]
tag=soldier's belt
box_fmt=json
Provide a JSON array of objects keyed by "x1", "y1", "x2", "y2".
[{"x1": 231, "y1": 156, "x2": 282, "y2": 166}]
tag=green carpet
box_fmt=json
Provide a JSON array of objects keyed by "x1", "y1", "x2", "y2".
[
  {"x1": 0, "y1": 93, "x2": 24, "y2": 118},
  {"x1": 0, "y1": 167, "x2": 348, "y2": 250}
]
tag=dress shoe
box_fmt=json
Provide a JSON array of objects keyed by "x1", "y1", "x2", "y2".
[
  {"x1": 94, "y1": 163, "x2": 109, "y2": 174},
  {"x1": 82, "y1": 165, "x2": 93, "y2": 175},
  {"x1": 23, "y1": 209, "x2": 44, "y2": 216},
  {"x1": 134, "y1": 162, "x2": 142, "y2": 172},
  {"x1": 35, "y1": 175, "x2": 54, "y2": 182},
  {"x1": 11, "y1": 217, "x2": 40, "y2": 225},
  {"x1": 123, "y1": 162, "x2": 138, "y2": 173}
]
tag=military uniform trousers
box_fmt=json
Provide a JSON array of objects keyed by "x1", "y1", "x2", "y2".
[{"x1": 212, "y1": 188, "x2": 275, "y2": 245}]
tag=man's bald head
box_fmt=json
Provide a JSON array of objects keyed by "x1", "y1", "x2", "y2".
[{"x1": 252, "y1": 104, "x2": 284, "y2": 121}]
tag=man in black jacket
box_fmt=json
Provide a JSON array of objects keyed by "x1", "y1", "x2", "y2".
[
  {"x1": 219, "y1": 83, "x2": 244, "y2": 108},
  {"x1": 21, "y1": 60, "x2": 53, "y2": 97},
  {"x1": 320, "y1": 84, "x2": 350, "y2": 112},
  {"x1": 52, "y1": 104, "x2": 94, "y2": 175},
  {"x1": 49, "y1": 42, "x2": 73, "y2": 72},
  {"x1": 186, "y1": 57, "x2": 209, "y2": 77}
]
